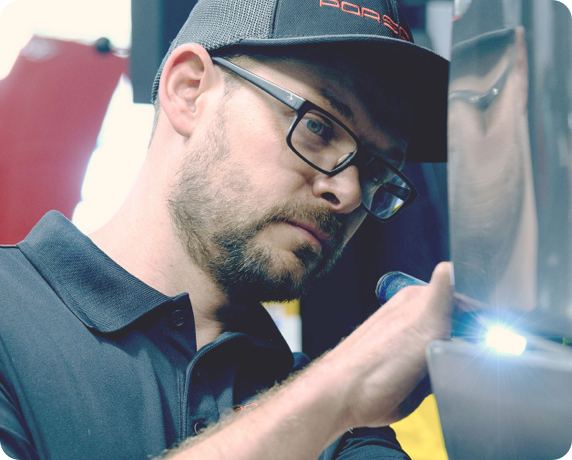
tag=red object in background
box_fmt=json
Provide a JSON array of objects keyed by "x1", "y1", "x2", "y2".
[{"x1": 0, "y1": 36, "x2": 127, "y2": 244}]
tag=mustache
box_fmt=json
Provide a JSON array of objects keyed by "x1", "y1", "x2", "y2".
[{"x1": 250, "y1": 200, "x2": 347, "y2": 245}]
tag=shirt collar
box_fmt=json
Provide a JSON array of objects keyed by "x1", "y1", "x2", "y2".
[
  {"x1": 17, "y1": 211, "x2": 293, "y2": 358},
  {"x1": 18, "y1": 211, "x2": 172, "y2": 333}
]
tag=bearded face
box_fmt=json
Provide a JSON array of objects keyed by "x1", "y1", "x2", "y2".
[{"x1": 167, "y1": 108, "x2": 350, "y2": 304}]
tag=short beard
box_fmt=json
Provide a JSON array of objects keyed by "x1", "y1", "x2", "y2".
[
  {"x1": 205, "y1": 200, "x2": 347, "y2": 303},
  {"x1": 167, "y1": 108, "x2": 348, "y2": 305}
]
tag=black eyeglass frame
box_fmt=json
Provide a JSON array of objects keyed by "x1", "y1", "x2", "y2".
[{"x1": 211, "y1": 56, "x2": 418, "y2": 222}]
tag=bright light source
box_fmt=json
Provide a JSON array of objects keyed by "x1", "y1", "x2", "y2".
[{"x1": 486, "y1": 326, "x2": 527, "y2": 355}]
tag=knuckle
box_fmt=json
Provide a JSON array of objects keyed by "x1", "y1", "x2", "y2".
[
  {"x1": 432, "y1": 262, "x2": 452, "y2": 282},
  {"x1": 392, "y1": 285, "x2": 424, "y2": 303}
]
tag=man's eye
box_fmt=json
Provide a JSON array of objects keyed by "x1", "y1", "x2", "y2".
[
  {"x1": 306, "y1": 119, "x2": 324, "y2": 134},
  {"x1": 302, "y1": 116, "x2": 333, "y2": 142}
]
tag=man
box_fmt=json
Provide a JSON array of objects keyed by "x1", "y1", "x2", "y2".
[{"x1": 0, "y1": 0, "x2": 452, "y2": 459}]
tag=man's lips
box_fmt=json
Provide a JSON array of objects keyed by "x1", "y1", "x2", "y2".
[{"x1": 287, "y1": 220, "x2": 329, "y2": 248}]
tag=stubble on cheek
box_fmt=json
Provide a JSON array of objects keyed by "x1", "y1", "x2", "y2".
[
  {"x1": 166, "y1": 106, "x2": 352, "y2": 302},
  {"x1": 170, "y1": 173, "x2": 350, "y2": 303}
]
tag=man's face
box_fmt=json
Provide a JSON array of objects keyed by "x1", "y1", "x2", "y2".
[{"x1": 168, "y1": 56, "x2": 408, "y2": 304}]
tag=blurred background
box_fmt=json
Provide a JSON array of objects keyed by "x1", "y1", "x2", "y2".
[{"x1": 0, "y1": 1, "x2": 454, "y2": 458}]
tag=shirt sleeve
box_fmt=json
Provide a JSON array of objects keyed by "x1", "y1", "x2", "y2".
[
  {"x1": 0, "y1": 364, "x2": 40, "y2": 460},
  {"x1": 319, "y1": 427, "x2": 411, "y2": 460}
]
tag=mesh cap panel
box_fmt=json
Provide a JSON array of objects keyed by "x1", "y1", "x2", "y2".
[{"x1": 151, "y1": 0, "x2": 278, "y2": 102}]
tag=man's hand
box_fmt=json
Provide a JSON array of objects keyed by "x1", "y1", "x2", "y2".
[
  {"x1": 319, "y1": 261, "x2": 453, "y2": 430},
  {"x1": 169, "y1": 262, "x2": 453, "y2": 460}
]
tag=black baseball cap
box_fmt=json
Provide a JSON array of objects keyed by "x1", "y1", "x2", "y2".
[{"x1": 151, "y1": 0, "x2": 449, "y2": 163}]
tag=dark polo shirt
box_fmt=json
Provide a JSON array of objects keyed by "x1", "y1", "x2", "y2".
[{"x1": 0, "y1": 212, "x2": 408, "y2": 460}]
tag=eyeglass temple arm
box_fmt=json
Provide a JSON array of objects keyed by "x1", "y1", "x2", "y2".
[{"x1": 212, "y1": 57, "x2": 306, "y2": 111}]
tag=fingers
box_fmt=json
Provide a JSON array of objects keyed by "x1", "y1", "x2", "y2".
[
  {"x1": 429, "y1": 261, "x2": 453, "y2": 291},
  {"x1": 408, "y1": 262, "x2": 453, "y2": 344},
  {"x1": 428, "y1": 262, "x2": 454, "y2": 314},
  {"x1": 322, "y1": 262, "x2": 456, "y2": 429}
]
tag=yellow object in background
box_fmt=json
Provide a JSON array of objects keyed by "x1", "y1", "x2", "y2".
[
  {"x1": 392, "y1": 395, "x2": 448, "y2": 460},
  {"x1": 263, "y1": 300, "x2": 302, "y2": 352}
]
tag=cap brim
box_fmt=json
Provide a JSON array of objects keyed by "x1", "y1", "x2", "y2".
[{"x1": 237, "y1": 35, "x2": 449, "y2": 163}]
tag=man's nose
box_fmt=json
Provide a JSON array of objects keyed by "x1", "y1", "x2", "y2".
[{"x1": 311, "y1": 165, "x2": 362, "y2": 214}]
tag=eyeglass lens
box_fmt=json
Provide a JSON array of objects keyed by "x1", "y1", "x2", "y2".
[
  {"x1": 361, "y1": 166, "x2": 411, "y2": 219},
  {"x1": 290, "y1": 109, "x2": 357, "y2": 171},
  {"x1": 291, "y1": 110, "x2": 411, "y2": 220}
]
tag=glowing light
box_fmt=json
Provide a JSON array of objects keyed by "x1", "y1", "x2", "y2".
[{"x1": 486, "y1": 326, "x2": 527, "y2": 355}]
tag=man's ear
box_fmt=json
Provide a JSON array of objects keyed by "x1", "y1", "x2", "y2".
[{"x1": 158, "y1": 43, "x2": 221, "y2": 138}]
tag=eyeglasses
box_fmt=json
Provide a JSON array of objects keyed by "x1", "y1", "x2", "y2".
[{"x1": 211, "y1": 56, "x2": 417, "y2": 223}]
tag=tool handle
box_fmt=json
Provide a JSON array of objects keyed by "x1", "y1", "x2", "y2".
[{"x1": 375, "y1": 271, "x2": 427, "y2": 305}]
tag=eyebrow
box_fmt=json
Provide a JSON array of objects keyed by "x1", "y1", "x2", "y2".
[
  {"x1": 320, "y1": 87, "x2": 407, "y2": 166},
  {"x1": 320, "y1": 88, "x2": 355, "y2": 123}
]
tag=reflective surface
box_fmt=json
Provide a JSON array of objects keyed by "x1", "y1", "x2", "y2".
[
  {"x1": 428, "y1": 340, "x2": 572, "y2": 460},
  {"x1": 448, "y1": 0, "x2": 572, "y2": 336}
]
